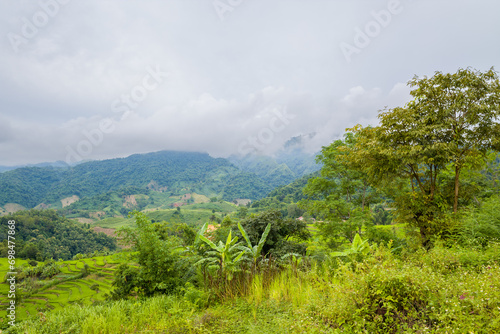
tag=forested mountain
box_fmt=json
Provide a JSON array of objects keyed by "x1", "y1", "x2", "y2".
[
  {"x1": 0, "y1": 210, "x2": 116, "y2": 260},
  {"x1": 251, "y1": 172, "x2": 319, "y2": 209},
  {"x1": 0, "y1": 151, "x2": 302, "y2": 210}
]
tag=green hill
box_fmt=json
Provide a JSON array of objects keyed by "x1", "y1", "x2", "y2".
[
  {"x1": 0, "y1": 151, "x2": 285, "y2": 210},
  {"x1": 0, "y1": 210, "x2": 117, "y2": 261}
]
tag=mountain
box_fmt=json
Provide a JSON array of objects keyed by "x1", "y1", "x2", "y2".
[
  {"x1": 228, "y1": 133, "x2": 321, "y2": 189},
  {"x1": 251, "y1": 171, "x2": 319, "y2": 210},
  {"x1": 0, "y1": 160, "x2": 72, "y2": 173},
  {"x1": 0, "y1": 151, "x2": 277, "y2": 210}
]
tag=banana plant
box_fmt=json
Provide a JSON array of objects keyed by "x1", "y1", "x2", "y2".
[
  {"x1": 196, "y1": 225, "x2": 245, "y2": 281},
  {"x1": 237, "y1": 222, "x2": 271, "y2": 269},
  {"x1": 331, "y1": 233, "x2": 371, "y2": 260}
]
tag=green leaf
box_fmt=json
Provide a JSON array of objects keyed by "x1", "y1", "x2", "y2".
[
  {"x1": 256, "y1": 223, "x2": 271, "y2": 256},
  {"x1": 238, "y1": 222, "x2": 253, "y2": 249},
  {"x1": 198, "y1": 234, "x2": 219, "y2": 251},
  {"x1": 194, "y1": 222, "x2": 208, "y2": 248}
]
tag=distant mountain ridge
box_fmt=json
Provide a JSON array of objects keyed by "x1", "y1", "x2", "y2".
[
  {"x1": 0, "y1": 160, "x2": 73, "y2": 173},
  {"x1": 0, "y1": 150, "x2": 317, "y2": 211},
  {"x1": 228, "y1": 133, "x2": 320, "y2": 188}
]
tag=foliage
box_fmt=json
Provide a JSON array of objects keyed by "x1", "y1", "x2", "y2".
[
  {"x1": 458, "y1": 195, "x2": 500, "y2": 246},
  {"x1": 9, "y1": 243, "x2": 500, "y2": 334},
  {"x1": 371, "y1": 204, "x2": 393, "y2": 225},
  {"x1": 236, "y1": 209, "x2": 310, "y2": 258},
  {"x1": 220, "y1": 172, "x2": 274, "y2": 201},
  {"x1": 111, "y1": 211, "x2": 194, "y2": 298},
  {"x1": 196, "y1": 226, "x2": 246, "y2": 281},
  {"x1": 228, "y1": 151, "x2": 319, "y2": 190},
  {"x1": 237, "y1": 221, "x2": 271, "y2": 268},
  {"x1": 251, "y1": 172, "x2": 318, "y2": 214},
  {"x1": 340, "y1": 68, "x2": 500, "y2": 246},
  {"x1": 0, "y1": 210, "x2": 116, "y2": 260},
  {"x1": 299, "y1": 133, "x2": 383, "y2": 247},
  {"x1": 331, "y1": 233, "x2": 371, "y2": 261}
]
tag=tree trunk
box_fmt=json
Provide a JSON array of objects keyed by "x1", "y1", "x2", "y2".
[
  {"x1": 361, "y1": 180, "x2": 367, "y2": 210},
  {"x1": 453, "y1": 164, "x2": 460, "y2": 213}
]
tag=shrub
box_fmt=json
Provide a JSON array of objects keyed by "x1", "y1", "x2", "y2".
[
  {"x1": 459, "y1": 195, "x2": 500, "y2": 247},
  {"x1": 355, "y1": 274, "x2": 433, "y2": 333}
]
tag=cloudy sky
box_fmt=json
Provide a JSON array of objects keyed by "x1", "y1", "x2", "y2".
[{"x1": 0, "y1": 0, "x2": 499, "y2": 165}]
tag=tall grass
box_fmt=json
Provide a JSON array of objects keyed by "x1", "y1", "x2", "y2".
[{"x1": 8, "y1": 243, "x2": 500, "y2": 333}]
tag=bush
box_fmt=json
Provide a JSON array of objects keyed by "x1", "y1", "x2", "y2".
[
  {"x1": 110, "y1": 212, "x2": 196, "y2": 298},
  {"x1": 41, "y1": 263, "x2": 61, "y2": 279},
  {"x1": 356, "y1": 274, "x2": 433, "y2": 333},
  {"x1": 459, "y1": 195, "x2": 500, "y2": 246}
]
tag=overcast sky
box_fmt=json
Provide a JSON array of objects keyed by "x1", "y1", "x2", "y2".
[{"x1": 0, "y1": 0, "x2": 499, "y2": 165}]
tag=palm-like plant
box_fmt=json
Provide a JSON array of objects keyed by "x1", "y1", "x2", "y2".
[
  {"x1": 238, "y1": 222, "x2": 271, "y2": 270},
  {"x1": 331, "y1": 233, "x2": 371, "y2": 260},
  {"x1": 196, "y1": 223, "x2": 245, "y2": 281}
]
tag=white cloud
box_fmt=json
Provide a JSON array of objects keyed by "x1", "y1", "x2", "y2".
[{"x1": 0, "y1": 0, "x2": 499, "y2": 165}]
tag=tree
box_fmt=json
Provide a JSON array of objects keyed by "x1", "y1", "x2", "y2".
[
  {"x1": 343, "y1": 68, "x2": 500, "y2": 245},
  {"x1": 236, "y1": 206, "x2": 248, "y2": 219},
  {"x1": 112, "y1": 211, "x2": 191, "y2": 297},
  {"x1": 403, "y1": 68, "x2": 500, "y2": 212},
  {"x1": 196, "y1": 226, "x2": 245, "y2": 281},
  {"x1": 299, "y1": 133, "x2": 380, "y2": 246}
]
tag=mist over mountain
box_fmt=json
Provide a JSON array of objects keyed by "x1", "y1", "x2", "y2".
[{"x1": 228, "y1": 133, "x2": 321, "y2": 188}]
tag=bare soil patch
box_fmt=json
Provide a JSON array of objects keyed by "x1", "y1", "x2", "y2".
[
  {"x1": 234, "y1": 199, "x2": 251, "y2": 206},
  {"x1": 89, "y1": 211, "x2": 106, "y2": 219},
  {"x1": 93, "y1": 227, "x2": 116, "y2": 237},
  {"x1": 74, "y1": 218, "x2": 94, "y2": 224},
  {"x1": 123, "y1": 195, "x2": 137, "y2": 208},
  {"x1": 61, "y1": 195, "x2": 80, "y2": 208},
  {"x1": 4, "y1": 203, "x2": 26, "y2": 213}
]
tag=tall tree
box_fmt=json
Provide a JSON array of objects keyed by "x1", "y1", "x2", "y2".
[
  {"x1": 300, "y1": 133, "x2": 379, "y2": 246},
  {"x1": 404, "y1": 68, "x2": 500, "y2": 212},
  {"x1": 343, "y1": 68, "x2": 500, "y2": 245}
]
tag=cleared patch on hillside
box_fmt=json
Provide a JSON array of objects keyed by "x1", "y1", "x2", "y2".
[
  {"x1": 34, "y1": 203, "x2": 50, "y2": 210},
  {"x1": 234, "y1": 199, "x2": 251, "y2": 206},
  {"x1": 93, "y1": 227, "x2": 116, "y2": 237},
  {"x1": 74, "y1": 218, "x2": 94, "y2": 224},
  {"x1": 146, "y1": 180, "x2": 168, "y2": 192},
  {"x1": 3, "y1": 203, "x2": 26, "y2": 213},
  {"x1": 89, "y1": 211, "x2": 106, "y2": 219},
  {"x1": 192, "y1": 193, "x2": 210, "y2": 204},
  {"x1": 61, "y1": 195, "x2": 80, "y2": 208},
  {"x1": 123, "y1": 195, "x2": 137, "y2": 208}
]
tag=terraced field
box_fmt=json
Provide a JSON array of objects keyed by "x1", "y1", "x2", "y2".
[{"x1": 0, "y1": 254, "x2": 130, "y2": 322}]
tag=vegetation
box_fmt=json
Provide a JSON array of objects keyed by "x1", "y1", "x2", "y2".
[
  {"x1": 0, "y1": 151, "x2": 316, "y2": 211},
  {"x1": 2, "y1": 68, "x2": 500, "y2": 333},
  {"x1": 0, "y1": 253, "x2": 126, "y2": 326},
  {"x1": 336, "y1": 68, "x2": 500, "y2": 246},
  {"x1": 0, "y1": 210, "x2": 116, "y2": 260}
]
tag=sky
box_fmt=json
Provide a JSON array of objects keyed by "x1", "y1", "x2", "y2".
[{"x1": 0, "y1": 0, "x2": 499, "y2": 166}]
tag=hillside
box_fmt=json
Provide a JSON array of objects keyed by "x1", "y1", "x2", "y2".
[
  {"x1": 0, "y1": 210, "x2": 117, "y2": 261},
  {"x1": 0, "y1": 151, "x2": 286, "y2": 211}
]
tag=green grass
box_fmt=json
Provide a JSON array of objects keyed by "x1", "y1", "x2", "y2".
[
  {"x1": 93, "y1": 216, "x2": 135, "y2": 229},
  {"x1": 6, "y1": 243, "x2": 500, "y2": 333},
  {"x1": 94, "y1": 207, "x2": 224, "y2": 229}
]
